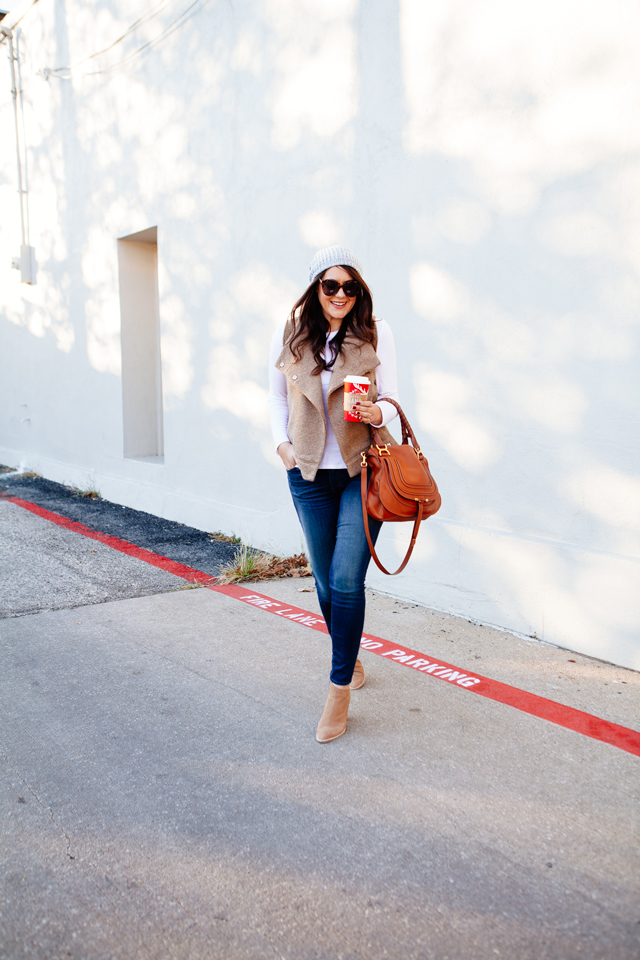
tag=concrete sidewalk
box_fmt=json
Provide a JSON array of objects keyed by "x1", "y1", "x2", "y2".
[{"x1": 1, "y1": 499, "x2": 639, "y2": 959}]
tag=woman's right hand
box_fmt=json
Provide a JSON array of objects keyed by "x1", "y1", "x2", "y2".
[{"x1": 277, "y1": 442, "x2": 297, "y2": 470}]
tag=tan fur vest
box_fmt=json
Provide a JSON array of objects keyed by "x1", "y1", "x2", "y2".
[{"x1": 275, "y1": 318, "x2": 396, "y2": 481}]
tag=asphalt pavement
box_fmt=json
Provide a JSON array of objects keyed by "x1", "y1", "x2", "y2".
[
  {"x1": 1, "y1": 471, "x2": 639, "y2": 960},
  {"x1": 0, "y1": 470, "x2": 239, "y2": 579}
]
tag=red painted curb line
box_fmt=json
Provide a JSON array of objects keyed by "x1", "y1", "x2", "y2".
[{"x1": 4, "y1": 495, "x2": 640, "y2": 758}]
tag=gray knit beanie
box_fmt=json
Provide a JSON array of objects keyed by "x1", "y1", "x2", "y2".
[{"x1": 308, "y1": 245, "x2": 364, "y2": 284}]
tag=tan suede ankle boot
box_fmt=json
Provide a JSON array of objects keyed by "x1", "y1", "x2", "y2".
[
  {"x1": 350, "y1": 658, "x2": 365, "y2": 690},
  {"x1": 316, "y1": 683, "x2": 351, "y2": 743}
]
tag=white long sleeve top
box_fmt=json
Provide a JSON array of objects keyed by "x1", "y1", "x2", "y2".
[{"x1": 268, "y1": 318, "x2": 400, "y2": 470}]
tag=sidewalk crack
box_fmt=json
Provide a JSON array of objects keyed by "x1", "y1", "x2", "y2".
[{"x1": 1, "y1": 747, "x2": 76, "y2": 860}]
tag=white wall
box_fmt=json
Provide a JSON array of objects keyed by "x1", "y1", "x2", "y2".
[{"x1": 1, "y1": 0, "x2": 638, "y2": 668}]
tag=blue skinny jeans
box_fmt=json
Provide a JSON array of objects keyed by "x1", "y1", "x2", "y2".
[{"x1": 287, "y1": 467, "x2": 382, "y2": 685}]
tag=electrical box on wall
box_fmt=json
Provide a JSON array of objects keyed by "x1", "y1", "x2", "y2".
[
  {"x1": 20, "y1": 244, "x2": 36, "y2": 284},
  {"x1": 11, "y1": 245, "x2": 36, "y2": 284}
]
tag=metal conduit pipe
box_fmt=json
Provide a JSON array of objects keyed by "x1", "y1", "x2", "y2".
[{"x1": 1, "y1": 4, "x2": 37, "y2": 283}]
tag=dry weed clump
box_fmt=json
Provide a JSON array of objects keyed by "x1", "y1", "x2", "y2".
[
  {"x1": 208, "y1": 531, "x2": 242, "y2": 544},
  {"x1": 72, "y1": 485, "x2": 101, "y2": 499},
  {"x1": 216, "y1": 546, "x2": 312, "y2": 584}
]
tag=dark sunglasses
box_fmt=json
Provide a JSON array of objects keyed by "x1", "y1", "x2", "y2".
[{"x1": 319, "y1": 279, "x2": 361, "y2": 298}]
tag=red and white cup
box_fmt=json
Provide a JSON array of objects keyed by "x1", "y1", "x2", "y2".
[{"x1": 344, "y1": 376, "x2": 370, "y2": 421}]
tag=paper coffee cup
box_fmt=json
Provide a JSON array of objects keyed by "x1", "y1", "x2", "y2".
[{"x1": 344, "y1": 376, "x2": 370, "y2": 421}]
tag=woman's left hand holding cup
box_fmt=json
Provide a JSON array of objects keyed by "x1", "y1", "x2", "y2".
[{"x1": 353, "y1": 401, "x2": 383, "y2": 426}]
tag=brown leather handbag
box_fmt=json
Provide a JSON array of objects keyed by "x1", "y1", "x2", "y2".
[{"x1": 361, "y1": 399, "x2": 441, "y2": 575}]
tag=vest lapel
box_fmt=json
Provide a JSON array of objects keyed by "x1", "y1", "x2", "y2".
[
  {"x1": 276, "y1": 321, "x2": 324, "y2": 415},
  {"x1": 288, "y1": 354, "x2": 324, "y2": 414}
]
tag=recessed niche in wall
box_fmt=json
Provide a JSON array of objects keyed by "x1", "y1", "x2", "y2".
[{"x1": 118, "y1": 227, "x2": 164, "y2": 461}]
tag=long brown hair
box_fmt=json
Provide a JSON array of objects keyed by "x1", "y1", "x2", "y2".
[{"x1": 288, "y1": 266, "x2": 374, "y2": 375}]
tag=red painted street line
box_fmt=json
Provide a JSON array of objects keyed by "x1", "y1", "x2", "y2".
[
  {"x1": 4, "y1": 495, "x2": 640, "y2": 758},
  {"x1": 211, "y1": 588, "x2": 640, "y2": 758}
]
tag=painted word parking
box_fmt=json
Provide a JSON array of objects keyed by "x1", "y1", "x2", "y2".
[{"x1": 369, "y1": 643, "x2": 480, "y2": 688}]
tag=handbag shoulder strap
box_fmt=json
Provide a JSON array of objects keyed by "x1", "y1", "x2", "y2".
[
  {"x1": 362, "y1": 398, "x2": 432, "y2": 575},
  {"x1": 360, "y1": 463, "x2": 424, "y2": 575}
]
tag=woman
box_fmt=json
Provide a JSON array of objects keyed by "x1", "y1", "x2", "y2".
[{"x1": 268, "y1": 246, "x2": 399, "y2": 743}]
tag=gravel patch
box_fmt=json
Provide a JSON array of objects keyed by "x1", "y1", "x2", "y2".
[{"x1": 0, "y1": 468, "x2": 239, "y2": 578}]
